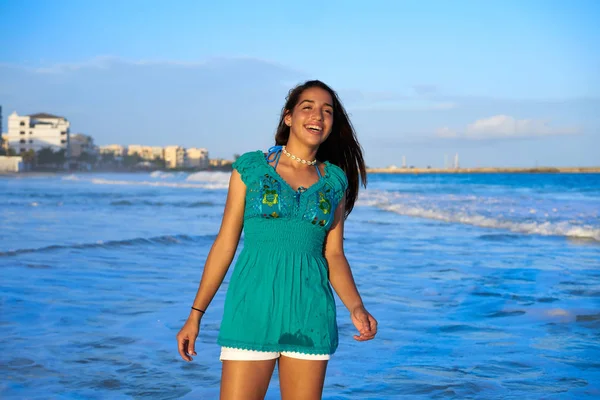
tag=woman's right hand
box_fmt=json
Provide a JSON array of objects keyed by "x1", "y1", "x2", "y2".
[{"x1": 176, "y1": 317, "x2": 200, "y2": 362}]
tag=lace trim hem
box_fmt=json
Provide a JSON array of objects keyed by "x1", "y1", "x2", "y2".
[{"x1": 217, "y1": 339, "x2": 335, "y2": 356}]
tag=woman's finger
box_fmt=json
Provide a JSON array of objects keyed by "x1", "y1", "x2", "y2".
[
  {"x1": 177, "y1": 336, "x2": 191, "y2": 362},
  {"x1": 368, "y1": 315, "x2": 378, "y2": 333},
  {"x1": 357, "y1": 312, "x2": 370, "y2": 333},
  {"x1": 188, "y1": 337, "x2": 197, "y2": 356},
  {"x1": 353, "y1": 333, "x2": 375, "y2": 341}
]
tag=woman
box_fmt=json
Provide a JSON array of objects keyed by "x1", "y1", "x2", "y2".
[{"x1": 176, "y1": 80, "x2": 377, "y2": 399}]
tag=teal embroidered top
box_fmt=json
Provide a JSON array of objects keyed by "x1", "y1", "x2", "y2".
[{"x1": 217, "y1": 147, "x2": 348, "y2": 355}]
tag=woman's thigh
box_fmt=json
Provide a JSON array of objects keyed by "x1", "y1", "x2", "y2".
[
  {"x1": 278, "y1": 355, "x2": 328, "y2": 400},
  {"x1": 220, "y1": 359, "x2": 277, "y2": 400}
]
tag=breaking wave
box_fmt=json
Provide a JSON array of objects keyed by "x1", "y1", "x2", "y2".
[
  {"x1": 358, "y1": 190, "x2": 600, "y2": 242},
  {"x1": 0, "y1": 234, "x2": 216, "y2": 257}
]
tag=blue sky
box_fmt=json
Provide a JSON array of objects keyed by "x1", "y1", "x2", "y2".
[{"x1": 1, "y1": 0, "x2": 598, "y2": 167}]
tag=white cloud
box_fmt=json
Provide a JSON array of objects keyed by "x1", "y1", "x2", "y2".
[{"x1": 436, "y1": 115, "x2": 580, "y2": 140}]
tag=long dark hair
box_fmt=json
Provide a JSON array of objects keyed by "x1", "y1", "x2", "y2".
[{"x1": 274, "y1": 80, "x2": 367, "y2": 218}]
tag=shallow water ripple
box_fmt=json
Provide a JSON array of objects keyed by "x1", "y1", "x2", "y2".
[{"x1": 1, "y1": 173, "x2": 599, "y2": 399}]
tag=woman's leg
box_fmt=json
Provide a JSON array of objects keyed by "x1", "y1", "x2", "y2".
[
  {"x1": 278, "y1": 356, "x2": 328, "y2": 400},
  {"x1": 220, "y1": 359, "x2": 277, "y2": 400}
]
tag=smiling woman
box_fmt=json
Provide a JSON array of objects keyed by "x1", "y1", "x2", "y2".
[{"x1": 176, "y1": 80, "x2": 375, "y2": 399}]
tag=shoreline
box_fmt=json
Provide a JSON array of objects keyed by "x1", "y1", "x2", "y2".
[
  {"x1": 2, "y1": 166, "x2": 600, "y2": 176},
  {"x1": 365, "y1": 166, "x2": 600, "y2": 174}
]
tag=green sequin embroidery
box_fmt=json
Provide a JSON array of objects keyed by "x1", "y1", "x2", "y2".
[
  {"x1": 318, "y1": 192, "x2": 331, "y2": 214},
  {"x1": 262, "y1": 189, "x2": 279, "y2": 207}
]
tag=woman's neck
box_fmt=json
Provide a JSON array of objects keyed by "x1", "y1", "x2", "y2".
[{"x1": 283, "y1": 141, "x2": 318, "y2": 164}]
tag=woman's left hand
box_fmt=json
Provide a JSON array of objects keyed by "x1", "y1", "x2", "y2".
[{"x1": 350, "y1": 305, "x2": 378, "y2": 341}]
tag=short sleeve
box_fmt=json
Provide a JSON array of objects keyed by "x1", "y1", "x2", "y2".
[
  {"x1": 232, "y1": 150, "x2": 264, "y2": 184},
  {"x1": 327, "y1": 163, "x2": 349, "y2": 205}
]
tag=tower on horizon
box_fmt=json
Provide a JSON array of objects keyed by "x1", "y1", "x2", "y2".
[{"x1": 454, "y1": 153, "x2": 460, "y2": 169}]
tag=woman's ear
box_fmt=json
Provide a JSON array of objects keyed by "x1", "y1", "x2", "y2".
[{"x1": 284, "y1": 111, "x2": 292, "y2": 127}]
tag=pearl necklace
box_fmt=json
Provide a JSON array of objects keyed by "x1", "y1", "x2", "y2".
[{"x1": 282, "y1": 145, "x2": 317, "y2": 165}]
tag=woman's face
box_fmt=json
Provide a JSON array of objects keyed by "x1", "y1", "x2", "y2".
[{"x1": 285, "y1": 87, "x2": 334, "y2": 148}]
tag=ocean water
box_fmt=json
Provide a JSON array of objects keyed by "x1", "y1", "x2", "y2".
[{"x1": 1, "y1": 171, "x2": 599, "y2": 399}]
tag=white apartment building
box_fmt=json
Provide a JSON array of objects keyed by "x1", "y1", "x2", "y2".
[
  {"x1": 0, "y1": 156, "x2": 24, "y2": 172},
  {"x1": 99, "y1": 145, "x2": 126, "y2": 157},
  {"x1": 185, "y1": 147, "x2": 209, "y2": 168},
  {"x1": 3, "y1": 112, "x2": 70, "y2": 154},
  {"x1": 164, "y1": 145, "x2": 185, "y2": 169}
]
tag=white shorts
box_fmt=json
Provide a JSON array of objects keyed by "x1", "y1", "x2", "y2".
[{"x1": 220, "y1": 347, "x2": 331, "y2": 361}]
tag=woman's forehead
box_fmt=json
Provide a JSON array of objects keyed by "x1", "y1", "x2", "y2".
[{"x1": 297, "y1": 87, "x2": 333, "y2": 105}]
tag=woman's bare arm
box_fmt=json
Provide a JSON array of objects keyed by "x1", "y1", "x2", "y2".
[
  {"x1": 324, "y1": 195, "x2": 377, "y2": 341},
  {"x1": 187, "y1": 169, "x2": 246, "y2": 322},
  {"x1": 177, "y1": 169, "x2": 246, "y2": 361},
  {"x1": 324, "y1": 195, "x2": 363, "y2": 311}
]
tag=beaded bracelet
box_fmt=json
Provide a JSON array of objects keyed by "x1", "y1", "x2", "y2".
[{"x1": 191, "y1": 306, "x2": 206, "y2": 314}]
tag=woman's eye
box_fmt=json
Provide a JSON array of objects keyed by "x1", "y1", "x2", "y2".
[
  {"x1": 303, "y1": 106, "x2": 312, "y2": 110},
  {"x1": 325, "y1": 109, "x2": 333, "y2": 114}
]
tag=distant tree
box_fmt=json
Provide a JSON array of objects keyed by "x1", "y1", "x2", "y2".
[
  {"x1": 77, "y1": 151, "x2": 97, "y2": 164},
  {"x1": 101, "y1": 152, "x2": 115, "y2": 163},
  {"x1": 7, "y1": 148, "x2": 17, "y2": 156},
  {"x1": 37, "y1": 147, "x2": 65, "y2": 166},
  {"x1": 22, "y1": 149, "x2": 35, "y2": 164},
  {"x1": 37, "y1": 147, "x2": 55, "y2": 165},
  {"x1": 233, "y1": 153, "x2": 241, "y2": 161},
  {"x1": 153, "y1": 155, "x2": 166, "y2": 169},
  {"x1": 54, "y1": 149, "x2": 66, "y2": 165},
  {"x1": 123, "y1": 154, "x2": 142, "y2": 167}
]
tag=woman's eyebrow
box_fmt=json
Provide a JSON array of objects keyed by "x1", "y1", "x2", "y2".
[{"x1": 299, "y1": 99, "x2": 333, "y2": 108}]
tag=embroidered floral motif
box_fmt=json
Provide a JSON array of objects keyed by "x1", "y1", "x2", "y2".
[
  {"x1": 259, "y1": 174, "x2": 283, "y2": 219},
  {"x1": 262, "y1": 189, "x2": 279, "y2": 207},
  {"x1": 318, "y1": 192, "x2": 331, "y2": 214}
]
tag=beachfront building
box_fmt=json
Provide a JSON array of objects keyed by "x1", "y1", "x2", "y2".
[
  {"x1": 164, "y1": 145, "x2": 185, "y2": 169},
  {"x1": 209, "y1": 158, "x2": 233, "y2": 167},
  {"x1": 99, "y1": 144, "x2": 126, "y2": 157},
  {"x1": 0, "y1": 134, "x2": 8, "y2": 152},
  {"x1": 0, "y1": 155, "x2": 24, "y2": 172},
  {"x1": 147, "y1": 146, "x2": 163, "y2": 161},
  {"x1": 70, "y1": 134, "x2": 96, "y2": 158},
  {"x1": 3, "y1": 112, "x2": 70, "y2": 154},
  {"x1": 127, "y1": 145, "x2": 144, "y2": 157},
  {"x1": 185, "y1": 147, "x2": 209, "y2": 168},
  {"x1": 128, "y1": 145, "x2": 164, "y2": 161}
]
